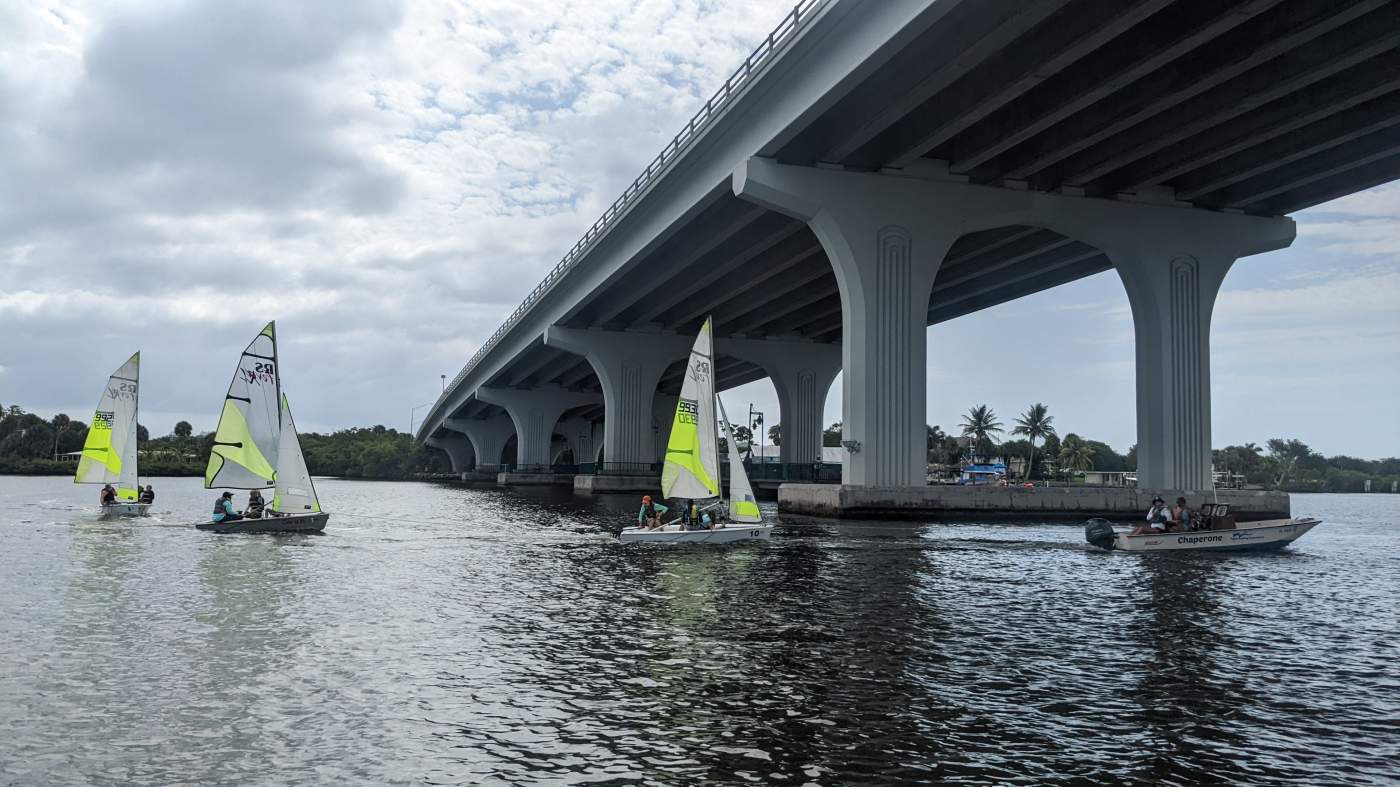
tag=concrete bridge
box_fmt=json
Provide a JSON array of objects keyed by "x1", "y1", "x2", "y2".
[{"x1": 419, "y1": 0, "x2": 1400, "y2": 514}]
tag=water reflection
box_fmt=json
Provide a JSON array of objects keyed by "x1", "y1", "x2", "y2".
[{"x1": 2, "y1": 477, "x2": 1398, "y2": 785}]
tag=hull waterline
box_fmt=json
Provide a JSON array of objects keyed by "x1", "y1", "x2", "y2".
[
  {"x1": 619, "y1": 524, "x2": 772, "y2": 544},
  {"x1": 100, "y1": 503, "x2": 150, "y2": 518},
  {"x1": 195, "y1": 512, "x2": 329, "y2": 534},
  {"x1": 1090, "y1": 517, "x2": 1320, "y2": 553}
]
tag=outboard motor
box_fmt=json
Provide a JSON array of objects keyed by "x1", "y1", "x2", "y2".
[{"x1": 1085, "y1": 518, "x2": 1117, "y2": 551}]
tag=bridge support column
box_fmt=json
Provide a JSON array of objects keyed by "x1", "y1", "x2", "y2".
[
  {"x1": 737, "y1": 157, "x2": 1296, "y2": 494},
  {"x1": 425, "y1": 435, "x2": 474, "y2": 477},
  {"x1": 652, "y1": 394, "x2": 678, "y2": 464},
  {"x1": 545, "y1": 326, "x2": 692, "y2": 471},
  {"x1": 1090, "y1": 236, "x2": 1283, "y2": 490},
  {"x1": 444, "y1": 415, "x2": 515, "y2": 472},
  {"x1": 719, "y1": 337, "x2": 841, "y2": 468},
  {"x1": 556, "y1": 417, "x2": 597, "y2": 464},
  {"x1": 476, "y1": 386, "x2": 601, "y2": 469},
  {"x1": 735, "y1": 160, "x2": 956, "y2": 487}
]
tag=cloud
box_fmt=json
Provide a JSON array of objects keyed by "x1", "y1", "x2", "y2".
[{"x1": 0, "y1": 0, "x2": 804, "y2": 432}]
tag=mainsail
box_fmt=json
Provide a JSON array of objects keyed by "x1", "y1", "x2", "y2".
[
  {"x1": 271, "y1": 394, "x2": 321, "y2": 515},
  {"x1": 717, "y1": 398, "x2": 762, "y2": 523},
  {"x1": 75, "y1": 351, "x2": 141, "y2": 500},
  {"x1": 661, "y1": 317, "x2": 721, "y2": 500},
  {"x1": 205, "y1": 322, "x2": 281, "y2": 489}
]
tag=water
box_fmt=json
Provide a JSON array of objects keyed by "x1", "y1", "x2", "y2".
[{"x1": 1, "y1": 477, "x2": 1396, "y2": 785}]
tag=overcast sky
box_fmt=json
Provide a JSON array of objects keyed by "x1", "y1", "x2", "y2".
[{"x1": 2, "y1": 1, "x2": 1397, "y2": 459}]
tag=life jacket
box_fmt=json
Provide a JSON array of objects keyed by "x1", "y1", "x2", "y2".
[
  {"x1": 644, "y1": 503, "x2": 657, "y2": 519},
  {"x1": 213, "y1": 497, "x2": 227, "y2": 517}
]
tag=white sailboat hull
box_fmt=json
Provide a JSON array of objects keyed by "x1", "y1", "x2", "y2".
[
  {"x1": 1094, "y1": 517, "x2": 1320, "y2": 552},
  {"x1": 619, "y1": 524, "x2": 773, "y2": 544},
  {"x1": 100, "y1": 502, "x2": 150, "y2": 518}
]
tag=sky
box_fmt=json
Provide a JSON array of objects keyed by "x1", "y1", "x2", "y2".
[{"x1": 2, "y1": 1, "x2": 1397, "y2": 460}]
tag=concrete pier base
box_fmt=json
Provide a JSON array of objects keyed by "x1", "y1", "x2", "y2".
[
  {"x1": 497, "y1": 472, "x2": 574, "y2": 486},
  {"x1": 778, "y1": 484, "x2": 1290, "y2": 522},
  {"x1": 573, "y1": 474, "x2": 661, "y2": 494},
  {"x1": 460, "y1": 470, "x2": 499, "y2": 483}
]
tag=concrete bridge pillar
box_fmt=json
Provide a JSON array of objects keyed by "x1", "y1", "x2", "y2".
[
  {"x1": 652, "y1": 393, "x2": 678, "y2": 463},
  {"x1": 1074, "y1": 227, "x2": 1288, "y2": 490},
  {"x1": 425, "y1": 434, "x2": 474, "y2": 476},
  {"x1": 734, "y1": 160, "x2": 957, "y2": 486},
  {"x1": 556, "y1": 417, "x2": 597, "y2": 464},
  {"x1": 444, "y1": 415, "x2": 515, "y2": 471},
  {"x1": 545, "y1": 326, "x2": 692, "y2": 469},
  {"x1": 476, "y1": 386, "x2": 602, "y2": 469},
  {"x1": 719, "y1": 337, "x2": 841, "y2": 467},
  {"x1": 736, "y1": 156, "x2": 1295, "y2": 492}
]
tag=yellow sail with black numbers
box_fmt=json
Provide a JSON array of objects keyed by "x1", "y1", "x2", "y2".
[
  {"x1": 205, "y1": 322, "x2": 281, "y2": 489},
  {"x1": 75, "y1": 352, "x2": 141, "y2": 500},
  {"x1": 661, "y1": 318, "x2": 720, "y2": 500}
]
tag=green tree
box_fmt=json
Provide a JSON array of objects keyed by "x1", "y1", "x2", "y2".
[
  {"x1": 1011, "y1": 403, "x2": 1055, "y2": 481},
  {"x1": 768, "y1": 423, "x2": 781, "y2": 447},
  {"x1": 960, "y1": 405, "x2": 1004, "y2": 447},
  {"x1": 174, "y1": 420, "x2": 193, "y2": 438},
  {"x1": 1059, "y1": 433, "x2": 1094, "y2": 474},
  {"x1": 822, "y1": 422, "x2": 843, "y2": 448}
]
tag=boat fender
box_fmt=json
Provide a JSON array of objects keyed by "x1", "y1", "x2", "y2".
[{"x1": 1085, "y1": 518, "x2": 1117, "y2": 551}]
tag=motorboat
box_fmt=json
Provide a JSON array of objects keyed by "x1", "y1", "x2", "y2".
[{"x1": 1086, "y1": 503, "x2": 1320, "y2": 552}]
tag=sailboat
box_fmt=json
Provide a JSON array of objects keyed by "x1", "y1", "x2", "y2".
[
  {"x1": 194, "y1": 322, "x2": 328, "y2": 534},
  {"x1": 619, "y1": 317, "x2": 771, "y2": 544},
  {"x1": 76, "y1": 351, "x2": 150, "y2": 517}
]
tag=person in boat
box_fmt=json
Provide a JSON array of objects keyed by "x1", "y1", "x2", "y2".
[
  {"x1": 99, "y1": 484, "x2": 117, "y2": 506},
  {"x1": 138, "y1": 485, "x2": 155, "y2": 504},
  {"x1": 684, "y1": 500, "x2": 703, "y2": 530},
  {"x1": 246, "y1": 489, "x2": 266, "y2": 519},
  {"x1": 638, "y1": 495, "x2": 668, "y2": 530},
  {"x1": 1168, "y1": 496, "x2": 1191, "y2": 532},
  {"x1": 1131, "y1": 497, "x2": 1172, "y2": 535},
  {"x1": 701, "y1": 510, "x2": 715, "y2": 530},
  {"x1": 212, "y1": 491, "x2": 242, "y2": 523}
]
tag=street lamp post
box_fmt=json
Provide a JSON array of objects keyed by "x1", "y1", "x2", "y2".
[
  {"x1": 440, "y1": 374, "x2": 447, "y2": 393},
  {"x1": 409, "y1": 400, "x2": 436, "y2": 436}
]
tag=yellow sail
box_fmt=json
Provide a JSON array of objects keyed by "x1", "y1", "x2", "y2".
[{"x1": 661, "y1": 317, "x2": 720, "y2": 500}]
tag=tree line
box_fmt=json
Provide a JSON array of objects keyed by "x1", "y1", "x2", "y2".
[
  {"x1": 796, "y1": 402, "x2": 1395, "y2": 493},
  {"x1": 0, "y1": 403, "x2": 449, "y2": 480}
]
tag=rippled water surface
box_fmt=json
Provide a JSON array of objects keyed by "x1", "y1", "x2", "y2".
[{"x1": 1, "y1": 476, "x2": 1397, "y2": 785}]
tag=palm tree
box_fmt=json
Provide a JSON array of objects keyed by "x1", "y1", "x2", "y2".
[
  {"x1": 1059, "y1": 434, "x2": 1094, "y2": 475},
  {"x1": 1012, "y1": 403, "x2": 1055, "y2": 481},
  {"x1": 960, "y1": 405, "x2": 1003, "y2": 455}
]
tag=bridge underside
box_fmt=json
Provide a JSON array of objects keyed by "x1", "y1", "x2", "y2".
[{"x1": 425, "y1": 0, "x2": 1396, "y2": 496}]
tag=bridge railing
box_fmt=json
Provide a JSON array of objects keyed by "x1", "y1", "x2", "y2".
[{"x1": 420, "y1": 0, "x2": 828, "y2": 439}]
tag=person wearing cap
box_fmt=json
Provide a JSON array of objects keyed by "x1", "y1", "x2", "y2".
[
  {"x1": 211, "y1": 491, "x2": 243, "y2": 523},
  {"x1": 99, "y1": 483, "x2": 117, "y2": 507},
  {"x1": 1131, "y1": 496, "x2": 1171, "y2": 535},
  {"x1": 637, "y1": 495, "x2": 668, "y2": 530}
]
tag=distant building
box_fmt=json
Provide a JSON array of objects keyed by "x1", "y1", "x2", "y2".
[{"x1": 1079, "y1": 470, "x2": 1133, "y2": 487}]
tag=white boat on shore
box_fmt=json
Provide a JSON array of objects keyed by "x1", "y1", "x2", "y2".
[
  {"x1": 1086, "y1": 504, "x2": 1320, "y2": 553},
  {"x1": 619, "y1": 316, "x2": 772, "y2": 545}
]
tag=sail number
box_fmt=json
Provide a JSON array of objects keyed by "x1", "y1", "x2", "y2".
[
  {"x1": 241, "y1": 362, "x2": 277, "y2": 386},
  {"x1": 676, "y1": 399, "x2": 699, "y2": 425},
  {"x1": 105, "y1": 383, "x2": 137, "y2": 401}
]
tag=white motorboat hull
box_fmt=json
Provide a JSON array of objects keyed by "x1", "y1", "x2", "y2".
[
  {"x1": 619, "y1": 524, "x2": 773, "y2": 544},
  {"x1": 100, "y1": 502, "x2": 150, "y2": 518},
  {"x1": 1091, "y1": 517, "x2": 1320, "y2": 552}
]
